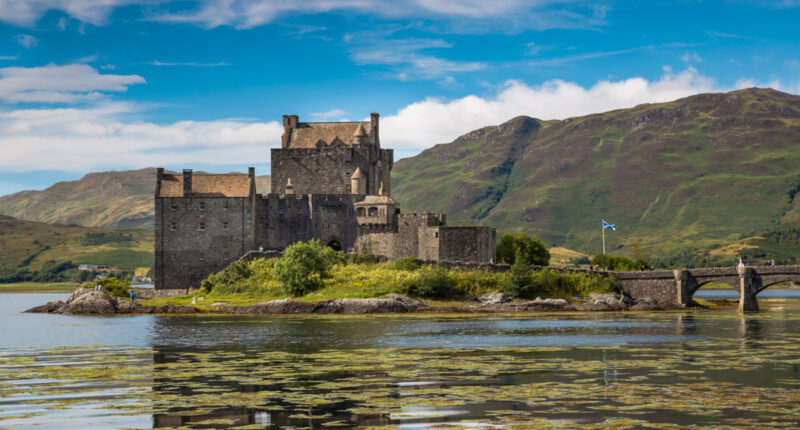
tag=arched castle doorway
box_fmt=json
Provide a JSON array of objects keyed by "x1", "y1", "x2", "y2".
[{"x1": 327, "y1": 239, "x2": 342, "y2": 251}]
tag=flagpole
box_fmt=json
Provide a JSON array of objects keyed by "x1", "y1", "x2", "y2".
[{"x1": 602, "y1": 220, "x2": 606, "y2": 255}]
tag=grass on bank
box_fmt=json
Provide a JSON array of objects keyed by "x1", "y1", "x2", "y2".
[{"x1": 0, "y1": 282, "x2": 80, "y2": 293}]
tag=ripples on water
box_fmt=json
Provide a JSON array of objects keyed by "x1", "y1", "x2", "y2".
[{"x1": 1, "y1": 293, "x2": 800, "y2": 428}]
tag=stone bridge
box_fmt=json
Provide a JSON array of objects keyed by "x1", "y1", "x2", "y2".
[{"x1": 613, "y1": 265, "x2": 800, "y2": 311}]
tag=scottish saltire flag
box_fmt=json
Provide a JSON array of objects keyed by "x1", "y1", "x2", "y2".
[{"x1": 602, "y1": 220, "x2": 617, "y2": 231}]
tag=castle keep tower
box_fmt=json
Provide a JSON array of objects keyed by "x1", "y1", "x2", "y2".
[
  {"x1": 272, "y1": 112, "x2": 392, "y2": 196},
  {"x1": 154, "y1": 112, "x2": 495, "y2": 289}
]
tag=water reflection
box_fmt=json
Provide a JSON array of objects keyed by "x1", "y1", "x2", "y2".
[{"x1": 3, "y1": 294, "x2": 800, "y2": 428}]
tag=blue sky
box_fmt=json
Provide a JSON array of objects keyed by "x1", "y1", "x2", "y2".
[{"x1": 0, "y1": 0, "x2": 799, "y2": 195}]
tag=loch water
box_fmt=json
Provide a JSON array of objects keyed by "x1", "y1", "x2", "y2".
[{"x1": 1, "y1": 292, "x2": 800, "y2": 429}]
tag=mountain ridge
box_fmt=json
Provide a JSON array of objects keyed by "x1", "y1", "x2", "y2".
[{"x1": 392, "y1": 88, "x2": 800, "y2": 265}]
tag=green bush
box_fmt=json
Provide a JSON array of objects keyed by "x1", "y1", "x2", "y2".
[
  {"x1": 408, "y1": 265, "x2": 454, "y2": 298},
  {"x1": 496, "y1": 233, "x2": 550, "y2": 266},
  {"x1": 82, "y1": 277, "x2": 130, "y2": 298},
  {"x1": 504, "y1": 249, "x2": 536, "y2": 298},
  {"x1": 201, "y1": 259, "x2": 253, "y2": 291},
  {"x1": 322, "y1": 247, "x2": 347, "y2": 266},
  {"x1": 393, "y1": 256, "x2": 422, "y2": 271},
  {"x1": 532, "y1": 269, "x2": 614, "y2": 299},
  {"x1": 274, "y1": 240, "x2": 331, "y2": 297},
  {"x1": 590, "y1": 254, "x2": 648, "y2": 271}
]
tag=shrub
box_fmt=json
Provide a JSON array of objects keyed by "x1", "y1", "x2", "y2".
[
  {"x1": 453, "y1": 270, "x2": 505, "y2": 298},
  {"x1": 408, "y1": 265, "x2": 455, "y2": 298},
  {"x1": 532, "y1": 269, "x2": 614, "y2": 299},
  {"x1": 83, "y1": 277, "x2": 130, "y2": 298},
  {"x1": 590, "y1": 254, "x2": 648, "y2": 271},
  {"x1": 496, "y1": 233, "x2": 550, "y2": 266},
  {"x1": 322, "y1": 247, "x2": 347, "y2": 266},
  {"x1": 274, "y1": 240, "x2": 330, "y2": 297},
  {"x1": 393, "y1": 256, "x2": 422, "y2": 271},
  {"x1": 504, "y1": 249, "x2": 536, "y2": 298},
  {"x1": 201, "y1": 260, "x2": 253, "y2": 291}
]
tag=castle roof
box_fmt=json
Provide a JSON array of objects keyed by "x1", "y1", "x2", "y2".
[
  {"x1": 157, "y1": 173, "x2": 253, "y2": 198},
  {"x1": 356, "y1": 195, "x2": 397, "y2": 205},
  {"x1": 286, "y1": 121, "x2": 371, "y2": 149},
  {"x1": 351, "y1": 167, "x2": 365, "y2": 179},
  {"x1": 353, "y1": 123, "x2": 367, "y2": 137}
]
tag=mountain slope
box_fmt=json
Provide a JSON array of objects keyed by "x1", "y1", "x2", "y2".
[
  {"x1": 393, "y1": 88, "x2": 800, "y2": 264},
  {"x1": 0, "y1": 214, "x2": 153, "y2": 274},
  {"x1": 0, "y1": 168, "x2": 271, "y2": 229}
]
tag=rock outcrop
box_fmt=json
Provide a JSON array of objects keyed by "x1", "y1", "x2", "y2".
[
  {"x1": 26, "y1": 288, "x2": 197, "y2": 315},
  {"x1": 223, "y1": 294, "x2": 425, "y2": 314},
  {"x1": 27, "y1": 289, "x2": 682, "y2": 316}
]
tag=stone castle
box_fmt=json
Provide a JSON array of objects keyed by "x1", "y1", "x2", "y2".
[{"x1": 154, "y1": 113, "x2": 496, "y2": 289}]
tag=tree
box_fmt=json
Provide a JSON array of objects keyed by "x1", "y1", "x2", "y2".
[
  {"x1": 504, "y1": 249, "x2": 535, "y2": 298},
  {"x1": 496, "y1": 233, "x2": 516, "y2": 264},
  {"x1": 274, "y1": 240, "x2": 330, "y2": 297},
  {"x1": 496, "y1": 233, "x2": 551, "y2": 266}
]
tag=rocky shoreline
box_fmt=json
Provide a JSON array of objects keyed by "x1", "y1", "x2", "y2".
[{"x1": 25, "y1": 288, "x2": 686, "y2": 316}]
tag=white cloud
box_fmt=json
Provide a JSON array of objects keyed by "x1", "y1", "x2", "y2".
[
  {"x1": 0, "y1": 64, "x2": 145, "y2": 103},
  {"x1": 681, "y1": 51, "x2": 702, "y2": 64},
  {"x1": 0, "y1": 103, "x2": 282, "y2": 172},
  {"x1": 0, "y1": 0, "x2": 604, "y2": 32},
  {"x1": 350, "y1": 38, "x2": 485, "y2": 80},
  {"x1": 381, "y1": 67, "x2": 719, "y2": 152},
  {"x1": 734, "y1": 77, "x2": 783, "y2": 91},
  {"x1": 14, "y1": 34, "x2": 39, "y2": 49},
  {"x1": 148, "y1": 60, "x2": 231, "y2": 67},
  {"x1": 311, "y1": 109, "x2": 348, "y2": 119},
  {"x1": 0, "y1": 0, "x2": 149, "y2": 27}
]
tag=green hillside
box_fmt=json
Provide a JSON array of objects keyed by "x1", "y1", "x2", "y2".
[
  {"x1": 0, "y1": 168, "x2": 271, "y2": 229},
  {"x1": 0, "y1": 214, "x2": 153, "y2": 282},
  {"x1": 393, "y1": 88, "x2": 800, "y2": 266}
]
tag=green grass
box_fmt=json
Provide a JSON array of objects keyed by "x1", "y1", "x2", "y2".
[{"x1": 0, "y1": 282, "x2": 79, "y2": 293}]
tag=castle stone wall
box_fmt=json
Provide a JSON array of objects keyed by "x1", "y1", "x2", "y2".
[{"x1": 155, "y1": 196, "x2": 253, "y2": 289}]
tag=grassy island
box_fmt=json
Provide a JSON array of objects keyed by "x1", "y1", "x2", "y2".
[{"x1": 143, "y1": 240, "x2": 616, "y2": 309}]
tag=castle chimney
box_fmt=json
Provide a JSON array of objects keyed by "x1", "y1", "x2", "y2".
[
  {"x1": 285, "y1": 178, "x2": 294, "y2": 195},
  {"x1": 351, "y1": 167, "x2": 366, "y2": 195},
  {"x1": 370, "y1": 112, "x2": 379, "y2": 146},
  {"x1": 248, "y1": 167, "x2": 255, "y2": 177},
  {"x1": 182, "y1": 169, "x2": 192, "y2": 197},
  {"x1": 281, "y1": 115, "x2": 299, "y2": 148}
]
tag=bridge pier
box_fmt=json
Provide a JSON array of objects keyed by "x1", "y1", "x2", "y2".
[
  {"x1": 674, "y1": 270, "x2": 692, "y2": 306},
  {"x1": 738, "y1": 267, "x2": 760, "y2": 312}
]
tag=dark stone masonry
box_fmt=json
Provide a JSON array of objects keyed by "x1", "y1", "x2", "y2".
[{"x1": 155, "y1": 113, "x2": 496, "y2": 289}]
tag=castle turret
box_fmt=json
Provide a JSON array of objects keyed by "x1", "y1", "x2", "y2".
[
  {"x1": 352, "y1": 123, "x2": 367, "y2": 145},
  {"x1": 351, "y1": 167, "x2": 366, "y2": 195}
]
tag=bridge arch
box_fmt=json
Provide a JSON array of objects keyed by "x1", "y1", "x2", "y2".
[{"x1": 756, "y1": 275, "x2": 800, "y2": 294}]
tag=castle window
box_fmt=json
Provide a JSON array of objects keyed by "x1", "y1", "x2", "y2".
[
  {"x1": 170, "y1": 222, "x2": 177, "y2": 231},
  {"x1": 368, "y1": 207, "x2": 378, "y2": 217},
  {"x1": 223, "y1": 222, "x2": 229, "y2": 230},
  {"x1": 199, "y1": 252, "x2": 205, "y2": 260},
  {"x1": 279, "y1": 207, "x2": 285, "y2": 215},
  {"x1": 199, "y1": 201, "x2": 206, "y2": 210},
  {"x1": 296, "y1": 207, "x2": 302, "y2": 214},
  {"x1": 435, "y1": 232, "x2": 439, "y2": 238},
  {"x1": 223, "y1": 200, "x2": 230, "y2": 209},
  {"x1": 296, "y1": 194, "x2": 302, "y2": 200},
  {"x1": 198, "y1": 222, "x2": 206, "y2": 231},
  {"x1": 356, "y1": 207, "x2": 366, "y2": 217},
  {"x1": 170, "y1": 201, "x2": 178, "y2": 211}
]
